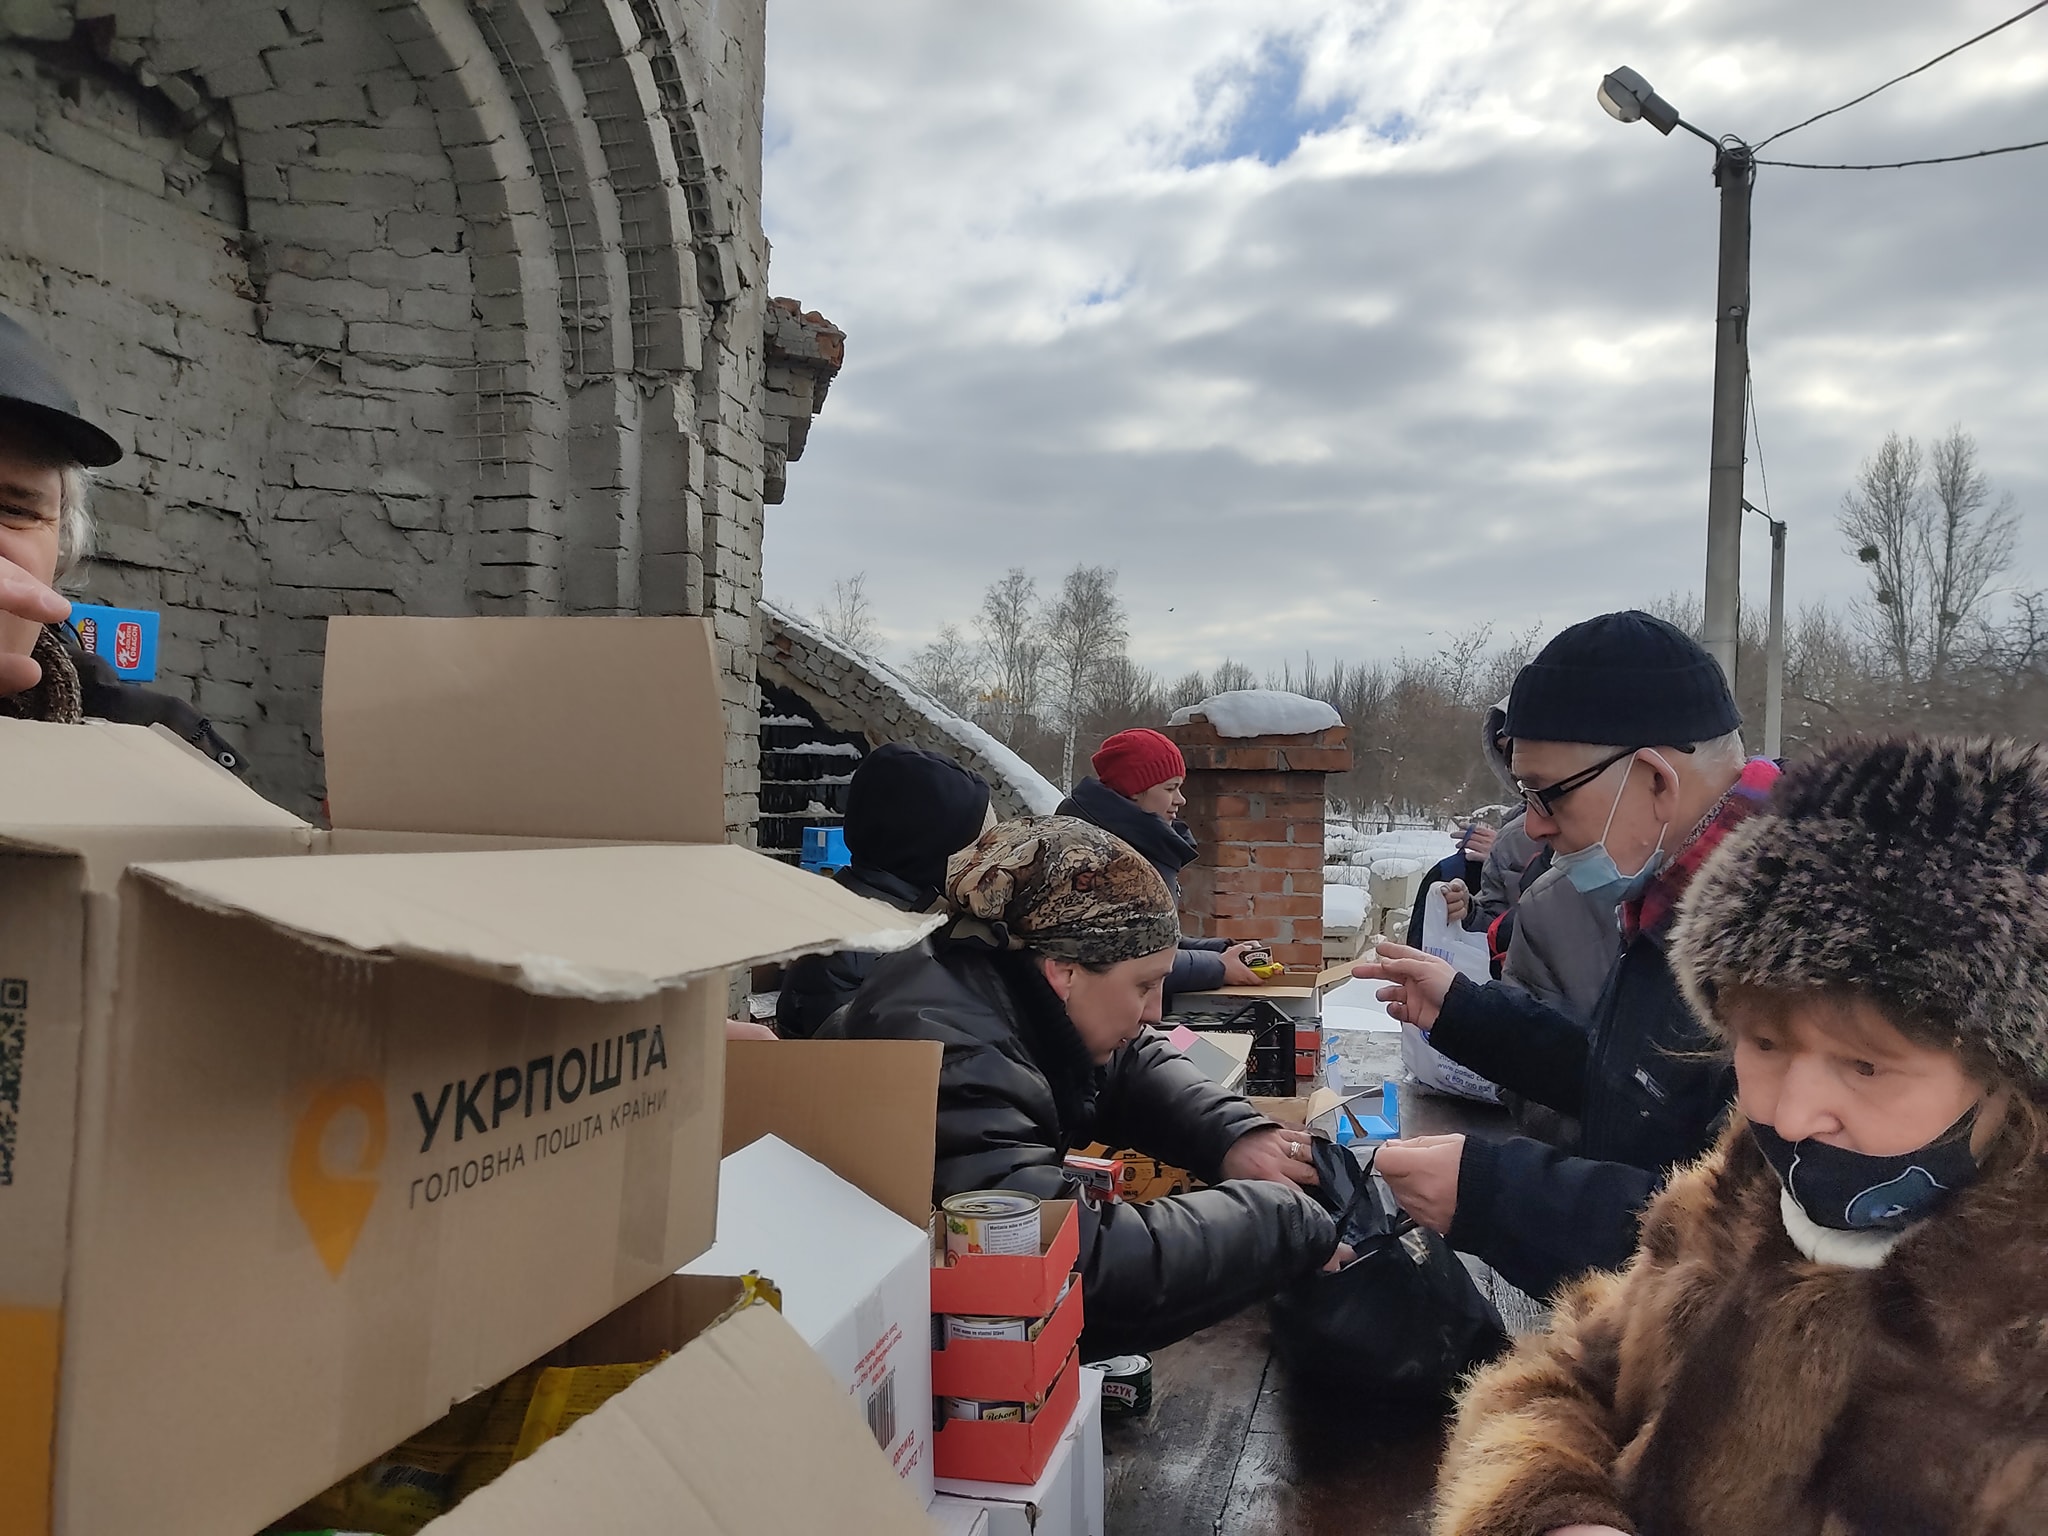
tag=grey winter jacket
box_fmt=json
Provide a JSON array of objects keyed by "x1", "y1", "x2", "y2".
[
  {"x1": 822, "y1": 931, "x2": 1338, "y2": 1354},
  {"x1": 1500, "y1": 859, "x2": 1620, "y2": 1024}
]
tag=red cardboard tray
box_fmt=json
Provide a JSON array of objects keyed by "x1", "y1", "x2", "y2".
[
  {"x1": 931, "y1": 1201, "x2": 1078, "y2": 1319},
  {"x1": 931, "y1": 1351, "x2": 1081, "y2": 1485},
  {"x1": 931, "y1": 1273, "x2": 1084, "y2": 1401}
]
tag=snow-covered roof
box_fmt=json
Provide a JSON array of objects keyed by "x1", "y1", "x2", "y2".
[
  {"x1": 759, "y1": 598, "x2": 1064, "y2": 818},
  {"x1": 1169, "y1": 689, "x2": 1342, "y2": 740}
]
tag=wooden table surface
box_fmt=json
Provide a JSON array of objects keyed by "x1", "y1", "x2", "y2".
[{"x1": 1101, "y1": 1090, "x2": 1525, "y2": 1535}]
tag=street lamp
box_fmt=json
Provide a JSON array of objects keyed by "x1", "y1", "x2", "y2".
[
  {"x1": 1599, "y1": 67, "x2": 1754, "y2": 690},
  {"x1": 1746, "y1": 500, "x2": 1787, "y2": 759}
]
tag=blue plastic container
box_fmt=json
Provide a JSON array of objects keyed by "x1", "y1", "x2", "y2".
[{"x1": 801, "y1": 825, "x2": 850, "y2": 874}]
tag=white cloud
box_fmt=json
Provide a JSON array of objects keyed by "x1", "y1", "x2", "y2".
[{"x1": 760, "y1": 0, "x2": 2048, "y2": 675}]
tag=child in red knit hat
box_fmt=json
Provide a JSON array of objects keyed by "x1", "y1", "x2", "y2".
[{"x1": 1057, "y1": 728, "x2": 1269, "y2": 996}]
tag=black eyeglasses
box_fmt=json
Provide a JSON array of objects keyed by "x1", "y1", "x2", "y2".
[{"x1": 1515, "y1": 746, "x2": 1642, "y2": 818}]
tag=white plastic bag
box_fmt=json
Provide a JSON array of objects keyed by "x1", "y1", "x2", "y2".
[{"x1": 1400, "y1": 886, "x2": 1503, "y2": 1103}]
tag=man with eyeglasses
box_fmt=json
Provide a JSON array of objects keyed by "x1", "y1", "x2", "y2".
[{"x1": 1356, "y1": 611, "x2": 1780, "y2": 1298}]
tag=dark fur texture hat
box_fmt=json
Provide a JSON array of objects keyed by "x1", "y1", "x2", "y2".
[{"x1": 1674, "y1": 737, "x2": 2048, "y2": 1089}]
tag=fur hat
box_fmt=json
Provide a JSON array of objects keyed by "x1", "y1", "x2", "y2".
[
  {"x1": 1673, "y1": 737, "x2": 2048, "y2": 1090},
  {"x1": 947, "y1": 815, "x2": 1180, "y2": 965}
]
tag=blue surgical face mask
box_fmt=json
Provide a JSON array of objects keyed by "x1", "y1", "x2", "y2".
[{"x1": 1552, "y1": 750, "x2": 1672, "y2": 907}]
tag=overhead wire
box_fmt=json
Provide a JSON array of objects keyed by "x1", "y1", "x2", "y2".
[
  {"x1": 1754, "y1": 0, "x2": 2048, "y2": 152},
  {"x1": 1758, "y1": 138, "x2": 2048, "y2": 169}
]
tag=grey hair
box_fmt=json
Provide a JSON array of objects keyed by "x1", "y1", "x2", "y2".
[
  {"x1": 1688, "y1": 728, "x2": 1747, "y2": 771},
  {"x1": 55, "y1": 463, "x2": 94, "y2": 585}
]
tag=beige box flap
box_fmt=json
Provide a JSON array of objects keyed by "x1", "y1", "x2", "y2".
[
  {"x1": 322, "y1": 616, "x2": 726, "y2": 843},
  {"x1": 422, "y1": 1297, "x2": 935, "y2": 1535},
  {"x1": 724, "y1": 1038, "x2": 942, "y2": 1229},
  {"x1": 131, "y1": 843, "x2": 941, "y2": 1000},
  {"x1": 0, "y1": 718, "x2": 307, "y2": 848}
]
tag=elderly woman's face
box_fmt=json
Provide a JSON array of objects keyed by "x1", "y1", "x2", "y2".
[{"x1": 0, "y1": 430, "x2": 64, "y2": 661}]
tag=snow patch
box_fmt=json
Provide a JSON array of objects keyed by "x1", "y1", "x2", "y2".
[
  {"x1": 1169, "y1": 689, "x2": 1341, "y2": 739},
  {"x1": 1323, "y1": 883, "x2": 1367, "y2": 931},
  {"x1": 789, "y1": 740, "x2": 862, "y2": 758}
]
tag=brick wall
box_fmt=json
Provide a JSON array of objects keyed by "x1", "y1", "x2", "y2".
[
  {"x1": 1167, "y1": 715, "x2": 1354, "y2": 972},
  {"x1": 0, "y1": 0, "x2": 823, "y2": 835}
]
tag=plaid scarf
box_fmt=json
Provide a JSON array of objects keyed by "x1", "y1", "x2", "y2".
[{"x1": 1625, "y1": 757, "x2": 1781, "y2": 942}]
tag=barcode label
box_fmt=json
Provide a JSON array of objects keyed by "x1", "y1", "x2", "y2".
[{"x1": 865, "y1": 1369, "x2": 897, "y2": 1450}]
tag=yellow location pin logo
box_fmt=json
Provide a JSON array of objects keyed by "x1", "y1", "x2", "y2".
[{"x1": 289, "y1": 1078, "x2": 387, "y2": 1279}]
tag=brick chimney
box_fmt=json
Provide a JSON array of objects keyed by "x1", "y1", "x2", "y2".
[{"x1": 1167, "y1": 709, "x2": 1353, "y2": 972}]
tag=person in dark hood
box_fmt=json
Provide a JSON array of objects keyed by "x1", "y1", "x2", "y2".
[
  {"x1": 1059, "y1": 727, "x2": 1265, "y2": 1000},
  {"x1": 823, "y1": 815, "x2": 1342, "y2": 1355},
  {"x1": 776, "y1": 742, "x2": 993, "y2": 1037},
  {"x1": 0, "y1": 310, "x2": 244, "y2": 774}
]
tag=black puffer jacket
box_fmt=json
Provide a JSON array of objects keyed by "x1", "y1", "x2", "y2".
[
  {"x1": 1058, "y1": 777, "x2": 1231, "y2": 1000},
  {"x1": 822, "y1": 931, "x2": 1338, "y2": 1354},
  {"x1": 775, "y1": 865, "x2": 931, "y2": 1038}
]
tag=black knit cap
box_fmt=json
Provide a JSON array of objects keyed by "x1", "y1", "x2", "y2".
[
  {"x1": 1505, "y1": 610, "x2": 1740, "y2": 747},
  {"x1": 843, "y1": 743, "x2": 992, "y2": 896},
  {"x1": 0, "y1": 309, "x2": 122, "y2": 467}
]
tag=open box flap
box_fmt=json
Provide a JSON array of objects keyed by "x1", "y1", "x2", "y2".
[
  {"x1": 0, "y1": 718, "x2": 308, "y2": 850},
  {"x1": 322, "y1": 616, "x2": 725, "y2": 843},
  {"x1": 131, "y1": 843, "x2": 942, "y2": 1001},
  {"x1": 724, "y1": 1038, "x2": 940, "y2": 1229},
  {"x1": 421, "y1": 1299, "x2": 934, "y2": 1535}
]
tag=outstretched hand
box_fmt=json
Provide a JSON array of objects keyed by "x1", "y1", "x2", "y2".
[
  {"x1": 0, "y1": 553, "x2": 68, "y2": 698},
  {"x1": 1351, "y1": 941, "x2": 1457, "y2": 1032},
  {"x1": 1374, "y1": 1134, "x2": 1464, "y2": 1235},
  {"x1": 1220, "y1": 1125, "x2": 1318, "y2": 1188}
]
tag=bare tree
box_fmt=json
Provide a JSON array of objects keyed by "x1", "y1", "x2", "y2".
[
  {"x1": 975, "y1": 568, "x2": 1043, "y2": 745},
  {"x1": 1041, "y1": 564, "x2": 1128, "y2": 788},
  {"x1": 1209, "y1": 658, "x2": 1256, "y2": 694},
  {"x1": 1841, "y1": 433, "x2": 1925, "y2": 684},
  {"x1": 1924, "y1": 425, "x2": 2018, "y2": 683},
  {"x1": 908, "y1": 623, "x2": 980, "y2": 716},
  {"x1": 816, "y1": 571, "x2": 880, "y2": 656}
]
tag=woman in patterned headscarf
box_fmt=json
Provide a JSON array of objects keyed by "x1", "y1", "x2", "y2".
[{"x1": 823, "y1": 815, "x2": 1343, "y2": 1357}]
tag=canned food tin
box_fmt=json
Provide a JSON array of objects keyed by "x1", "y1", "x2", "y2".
[
  {"x1": 938, "y1": 1395, "x2": 1035, "y2": 1423},
  {"x1": 943, "y1": 1312, "x2": 1040, "y2": 1344},
  {"x1": 942, "y1": 1190, "x2": 1042, "y2": 1260},
  {"x1": 1088, "y1": 1353, "x2": 1153, "y2": 1416}
]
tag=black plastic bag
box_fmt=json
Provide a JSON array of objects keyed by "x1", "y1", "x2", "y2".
[{"x1": 1268, "y1": 1137, "x2": 1510, "y2": 1401}]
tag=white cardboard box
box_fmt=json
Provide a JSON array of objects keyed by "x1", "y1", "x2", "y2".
[
  {"x1": 682, "y1": 1133, "x2": 935, "y2": 1506},
  {"x1": 933, "y1": 1366, "x2": 1105, "y2": 1536}
]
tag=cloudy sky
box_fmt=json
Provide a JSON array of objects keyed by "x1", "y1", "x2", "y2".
[{"x1": 758, "y1": 0, "x2": 2048, "y2": 679}]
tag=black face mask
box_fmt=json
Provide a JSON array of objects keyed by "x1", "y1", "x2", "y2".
[{"x1": 1750, "y1": 1107, "x2": 1981, "y2": 1233}]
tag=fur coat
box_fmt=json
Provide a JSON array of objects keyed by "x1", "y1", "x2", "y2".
[{"x1": 1434, "y1": 1114, "x2": 2048, "y2": 1536}]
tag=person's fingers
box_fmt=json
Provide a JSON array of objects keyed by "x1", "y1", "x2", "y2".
[
  {"x1": 0, "y1": 653, "x2": 42, "y2": 696},
  {"x1": 0, "y1": 565, "x2": 68, "y2": 626},
  {"x1": 1374, "y1": 941, "x2": 1428, "y2": 963}
]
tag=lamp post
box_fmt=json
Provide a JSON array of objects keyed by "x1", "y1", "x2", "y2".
[
  {"x1": 1746, "y1": 500, "x2": 1786, "y2": 758},
  {"x1": 1599, "y1": 67, "x2": 1753, "y2": 689}
]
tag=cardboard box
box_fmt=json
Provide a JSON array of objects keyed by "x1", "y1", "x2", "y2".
[
  {"x1": 933, "y1": 1350, "x2": 1081, "y2": 1485},
  {"x1": 934, "y1": 1365, "x2": 1105, "y2": 1536},
  {"x1": 0, "y1": 618, "x2": 941, "y2": 1536},
  {"x1": 681, "y1": 1133, "x2": 937, "y2": 1505},
  {"x1": 415, "y1": 1273, "x2": 937, "y2": 1535},
  {"x1": 932, "y1": 1272, "x2": 1084, "y2": 1401},
  {"x1": 714, "y1": 1038, "x2": 949, "y2": 1500},
  {"x1": 931, "y1": 1201, "x2": 1079, "y2": 1320}
]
